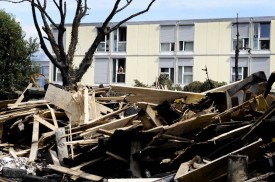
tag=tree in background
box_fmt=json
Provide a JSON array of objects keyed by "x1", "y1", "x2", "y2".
[
  {"x1": 7, "y1": 0, "x2": 156, "y2": 86},
  {"x1": 0, "y1": 10, "x2": 39, "y2": 99}
]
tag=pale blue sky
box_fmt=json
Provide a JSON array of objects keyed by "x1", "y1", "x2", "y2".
[{"x1": 1, "y1": 0, "x2": 275, "y2": 52}]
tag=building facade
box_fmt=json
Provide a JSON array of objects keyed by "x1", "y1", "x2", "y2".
[{"x1": 50, "y1": 16, "x2": 275, "y2": 87}]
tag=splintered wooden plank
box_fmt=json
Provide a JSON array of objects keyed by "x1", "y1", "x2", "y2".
[
  {"x1": 96, "y1": 96, "x2": 126, "y2": 101},
  {"x1": 49, "y1": 150, "x2": 60, "y2": 166},
  {"x1": 13, "y1": 83, "x2": 33, "y2": 107},
  {"x1": 48, "y1": 165, "x2": 103, "y2": 181},
  {"x1": 34, "y1": 115, "x2": 56, "y2": 131},
  {"x1": 55, "y1": 128, "x2": 69, "y2": 162},
  {"x1": 29, "y1": 119, "x2": 39, "y2": 162},
  {"x1": 164, "y1": 113, "x2": 217, "y2": 136},
  {"x1": 96, "y1": 103, "x2": 113, "y2": 116},
  {"x1": 8, "y1": 100, "x2": 49, "y2": 109},
  {"x1": 88, "y1": 91, "x2": 97, "y2": 121},
  {"x1": 174, "y1": 139, "x2": 263, "y2": 182},
  {"x1": 80, "y1": 114, "x2": 137, "y2": 137},
  {"x1": 0, "y1": 109, "x2": 37, "y2": 123},
  {"x1": 110, "y1": 85, "x2": 205, "y2": 104},
  {"x1": 146, "y1": 105, "x2": 162, "y2": 126},
  {"x1": 84, "y1": 88, "x2": 90, "y2": 123},
  {"x1": 9, "y1": 147, "x2": 17, "y2": 159},
  {"x1": 46, "y1": 104, "x2": 58, "y2": 128},
  {"x1": 45, "y1": 84, "x2": 73, "y2": 113},
  {"x1": 86, "y1": 105, "x2": 130, "y2": 125}
]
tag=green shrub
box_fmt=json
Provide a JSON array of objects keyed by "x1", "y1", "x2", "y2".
[{"x1": 184, "y1": 80, "x2": 227, "y2": 93}]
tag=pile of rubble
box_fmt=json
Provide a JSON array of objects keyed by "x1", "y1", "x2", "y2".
[{"x1": 0, "y1": 71, "x2": 275, "y2": 181}]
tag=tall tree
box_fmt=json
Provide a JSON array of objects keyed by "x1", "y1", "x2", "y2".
[
  {"x1": 0, "y1": 10, "x2": 39, "y2": 98},
  {"x1": 7, "y1": 0, "x2": 156, "y2": 86}
]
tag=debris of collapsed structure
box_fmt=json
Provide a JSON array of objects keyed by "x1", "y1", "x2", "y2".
[{"x1": 0, "y1": 71, "x2": 275, "y2": 181}]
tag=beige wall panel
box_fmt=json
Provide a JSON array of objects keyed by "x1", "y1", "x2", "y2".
[
  {"x1": 271, "y1": 20, "x2": 275, "y2": 54},
  {"x1": 125, "y1": 56, "x2": 159, "y2": 86},
  {"x1": 66, "y1": 26, "x2": 96, "y2": 56},
  {"x1": 193, "y1": 56, "x2": 231, "y2": 83},
  {"x1": 218, "y1": 22, "x2": 232, "y2": 54},
  {"x1": 127, "y1": 24, "x2": 159, "y2": 55},
  {"x1": 270, "y1": 55, "x2": 275, "y2": 74},
  {"x1": 194, "y1": 23, "x2": 207, "y2": 54},
  {"x1": 73, "y1": 56, "x2": 95, "y2": 86},
  {"x1": 127, "y1": 25, "x2": 138, "y2": 55},
  {"x1": 195, "y1": 22, "x2": 231, "y2": 55}
]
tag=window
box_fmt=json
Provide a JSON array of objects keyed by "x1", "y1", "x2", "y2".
[
  {"x1": 97, "y1": 28, "x2": 109, "y2": 52},
  {"x1": 112, "y1": 58, "x2": 126, "y2": 83},
  {"x1": 253, "y1": 23, "x2": 270, "y2": 50},
  {"x1": 161, "y1": 43, "x2": 175, "y2": 52},
  {"x1": 231, "y1": 67, "x2": 248, "y2": 82},
  {"x1": 179, "y1": 41, "x2": 194, "y2": 51},
  {"x1": 160, "y1": 67, "x2": 174, "y2": 82},
  {"x1": 53, "y1": 66, "x2": 62, "y2": 83},
  {"x1": 178, "y1": 25, "x2": 194, "y2": 52},
  {"x1": 233, "y1": 38, "x2": 249, "y2": 50},
  {"x1": 232, "y1": 23, "x2": 249, "y2": 51},
  {"x1": 160, "y1": 26, "x2": 175, "y2": 52},
  {"x1": 178, "y1": 66, "x2": 193, "y2": 85},
  {"x1": 113, "y1": 27, "x2": 127, "y2": 52}
]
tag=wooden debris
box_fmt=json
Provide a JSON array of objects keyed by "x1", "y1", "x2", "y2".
[
  {"x1": 55, "y1": 127, "x2": 68, "y2": 163},
  {"x1": 0, "y1": 71, "x2": 275, "y2": 181},
  {"x1": 29, "y1": 119, "x2": 39, "y2": 162},
  {"x1": 110, "y1": 85, "x2": 205, "y2": 104}
]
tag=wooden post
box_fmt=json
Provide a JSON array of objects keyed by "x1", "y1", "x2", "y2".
[
  {"x1": 227, "y1": 155, "x2": 248, "y2": 182},
  {"x1": 29, "y1": 119, "x2": 39, "y2": 162},
  {"x1": 55, "y1": 128, "x2": 69, "y2": 163}
]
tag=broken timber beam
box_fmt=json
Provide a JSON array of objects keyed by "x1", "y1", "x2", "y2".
[
  {"x1": 110, "y1": 85, "x2": 205, "y2": 104},
  {"x1": 48, "y1": 165, "x2": 103, "y2": 181},
  {"x1": 29, "y1": 119, "x2": 39, "y2": 162},
  {"x1": 174, "y1": 139, "x2": 262, "y2": 182}
]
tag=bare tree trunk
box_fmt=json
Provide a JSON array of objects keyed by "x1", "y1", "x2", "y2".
[{"x1": 7, "y1": 0, "x2": 156, "y2": 87}]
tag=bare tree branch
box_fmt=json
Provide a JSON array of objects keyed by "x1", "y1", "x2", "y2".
[
  {"x1": 30, "y1": 0, "x2": 61, "y2": 69},
  {"x1": 101, "y1": 0, "x2": 122, "y2": 29},
  {"x1": 109, "y1": 0, "x2": 155, "y2": 32},
  {"x1": 116, "y1": 0, "x2": 132, "y2": 14},
  {"x1": 67, "y1": 0, "x2": 88, "y2": 68}
]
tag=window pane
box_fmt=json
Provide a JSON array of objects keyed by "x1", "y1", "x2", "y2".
[
  {"x1": 112, "y1": 59, "x2": 116, "y2": 82},
  {"x1": 161, "y1": 68, "x2": 169, "y2": 73},
  {"x1": 238, "y1": 67, "x2": 242, "y2": 73},
  {"x1": 161, "y1": 43, "x2": 170, "y2": 51},
  {"x1": 243, "y1": 67, "x2": 248, "y2": 79},
  {"x1": 113, "y1": 29, "x2": 117, "y2": 52},
  {"x1": 119, "y1": 27, "x2": 127, "y2": 41},
  {"x1": 244, "y1": 38, "x2": 249, "y2": 50},
  {"x1": 260, "y1": 23, "x2": 270, "y2": 38},
  {"x1": 170, "y1": 68, "x2": 174, "y2": 83},
  {"x1": 97, "y1": 42, "x2": 105, "y2": 51},
  {"x1": 184, "y1": 75, "x2": 193, "y2": 84},
  {"x1": 260, "y1": 40, "x2": 270, "y2": 50},
  {"x1": 184, "y1": 66, "x2": 193, "y2": 73},
  {"x1": 253, "y1": 37, "x2": 258, "y2": 50},
  {"x1": 233, "y1": 40, "x2": 243, "y2": 50},
  {"x1": 178, "y1": 66, "x2": 183, "y2": 84},
  {"x1": 43, "y1": 66, "x2": 49, "y2": 75},
  {"x1": 118, "y1": 42, "x2": 126, "y2": 52},
  {"x1": 171, "y1": 43, "x2": 175, "y2": 51},
  {"x1": 184, "y1": 42, "x2": 194, "y2": 51},
  {"x1": 57, "y1": 73, "x2": 62, "y2": 82},
  {"x1": 179, "y1": 41, "x2": 183, "y2": 51}
]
